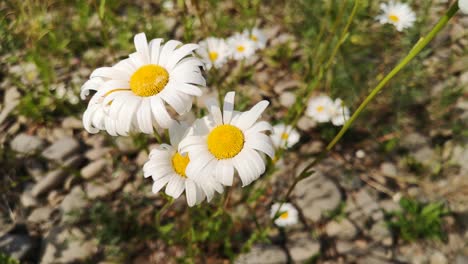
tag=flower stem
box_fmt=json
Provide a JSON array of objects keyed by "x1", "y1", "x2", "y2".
[{"x1": 326, "y1": 2, "x2": 459, "y2": 151}]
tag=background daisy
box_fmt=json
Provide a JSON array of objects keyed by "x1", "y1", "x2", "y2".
[
  {"x1": 271, "y1": 123, "x2": 300, "y2": 149},
  {"x1": 243, "y1": 27, "x2": 267, "y2": 50},
  {"x1": 376, "y1": 1, "x2": 416, "y2": 31},
  {"x1": 143, "y1": 122, "x2": 206, "y2": 207},
  {"x1": 227, "y1": 33, "x2": 256, "y2": 60},
  {"x1": 306, "y1": 95, "x2": 334, "y2": 123},
  {"x1": 330, "y1": 98, "x2": 350, "y2": 126},
  {"x1": 179, "y1": 92, "x2": 274, "y2": 189},
  {"x1": 270, "y1": 203, "x2": 299, "y2": 227},
  {"x1": 197, "y1": 37, "x2": 230, "y2": 70},
  {"x1": 82, "y1": 32, "x2": 205, "y2": 135}
]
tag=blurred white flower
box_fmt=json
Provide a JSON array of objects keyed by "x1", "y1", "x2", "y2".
[
  {"x1": 330, "y1": 98, "x2": 350, "y2": 126},
  {"x1": 460, "y1": 0, "x2": 468, "y2": 14},
  {"x1": 227, "y1": 33, "x2": 256, "y2": 60},
  {"x1": 306, "y1": 95, "x2": 334, "y2": 123},
  {"x1": 179, "y1": 92, "x2": 274, "y2": 197},
  {"x1": 81, "y1": 32, "x2": 205, "y2": 136},
  {"x1": 197, "y1": 37, "x2": 230, "y2": 70},
  {"x1": 270, "y1": 203, "x2": 298, "y2": 227},
  {"x1": 271, "y1": 123, "x2": 300, "y2": 149},
  {"x1": 376, "y1": 1, "x2": 416, "y2": 32},
  {"x1": 243, "y1": 27, "x2": 267, "y2": 50},
  {"x1": 143, "y1": 122, "x2": 206, "y2": 207}
]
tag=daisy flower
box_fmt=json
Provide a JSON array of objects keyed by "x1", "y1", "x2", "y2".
[
  {"x1": 143, "y1": 122, "x2": 207, "y2": 206},
  {"x1": 197, "y1": 37, "x2": 230, "y2": 70},
  {"x1": 271, "y1": 123, "x2": 300, "y2": 149},
  {"x1": 82, "y1": 78, "x2": 121, "y2": 135},
  {"x1": 330, "y1": 98, "x2": 350, "y2": 126},
  {"x1": 306, "y1": 95, "x2": 334, "y2": 123},
  {"x1": 376, "y1": 1, "x2": 416, "y2": 32},
  {"x1": 460, "y1": 0, "x2": 468, "y2": 14},
  {"x1": 81, "y1": 32, "x2": 205, "y2": 136},
  {"x1": 179, "y1": 92, "x2": 274, "y2": 190},
  {"x1": 270, "y1": 203, "x2": 298, "y2": 227},
  {"x1": 227, "y1": 33, "x2": 256, "y2": 60},
  {"x1": 243, "y1": 27, "x2": 267, "y2": 50}
]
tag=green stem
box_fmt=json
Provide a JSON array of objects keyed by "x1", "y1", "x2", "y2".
[{"x1": 326, "y1": 2, "x2": 459, "y2": 151}]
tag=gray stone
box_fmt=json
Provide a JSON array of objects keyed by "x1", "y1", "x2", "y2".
[
  {"x1": 287, "y1": 232, "x2": 320, "y2": 262},
  {"x1": 370, "y1": 220, "x2": 391, "y2": 243},
  {"x1": 379, "y1": 199, "x2": 401, "y2": 212},
  {"x1": 115, "y1": 137, "x2": 138, "y2": 154},
  {"x1": 61, "y1": 117, "x2": 83, "y2": 129},
  {"x1": 0, "y1": 234, "x2": 37, "y2": 261},
  {"x1": 42, "y1": 137, "x2": 79, "y2": 162},
  {"x1": 20, "y1": 185, "x2": 38, "y2": 208},
  {"x1": 294, "y1": 171, "x2": 341, "y2": 222},
  {"x1": 400, "y1": 132, "x2": 428, "y2": 149},
  {"x1": 430, "y1": 251, "x2": 448, "y2": 264},
  {"x1": 0, "y1": 88, "x2": 20, "y2": 125},
  {"x1": 325, "y1": 219, "x2": 357, "y2": 240},
  {"x1": 412, "y1": 146, "x2": 436, "y2": 165},
  {"x1": 84, "y1": 147, "x2": 111, "y2": 160},
  {"x1": 380, "y1": 162, "x2": 397, "y2": 177},
  {"x1": 235, "y1": 245, "x2": 288, "y2": 264},
  {"x1": 85, "y1": 171, "x2": 127, "y2": 199},
  {"x1": 60, "y1": 186, "x2": 87, "y2": 222},
  {"x1": 347, "y1": 189, "x2": 383, "y2": 225},
  {"x1": 80, "y1": 159, "x2": 107, "y2": 179},
  {"x1": 31, "y1": 155, "x2": 81, "y2": 197},
  {"x1": 10, "y1": 133, "x2": 44, "y2": 155},
  {"x1": 27, "y1": 207, "x2": 53, "y2": 224},
  {"x1": 40, "y1": 227, "x2": 97, "y2": 264},
  {"x1": 297, "y1": 116, "x2": 316, "y2": 131},
  {"x1": 456, "y1": 255, "x2": 468, "y2": 264},
  {"x1": 274, "y1": 80, "x2": 300, "y2": 93},
  {"x1": 279, "y1": 92, "x2": 296, "y2": 107}
]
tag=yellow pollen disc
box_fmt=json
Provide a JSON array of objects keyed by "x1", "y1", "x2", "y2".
[
  {"x1": 281, "y1": 132, "x2": 289, "y2": 140},
  {"x1": 388, "y1": 14, "x2": 399, "y2": 22},
  {"x1": 209, "y1": 51, "x2": 219, "y2": 62},
  {"x1": 207, "y1": 124, "x2": 245, "y2": 160},
  {"x1": 316, "y1": 105, "x2": 325, "y2": 112},
  {"x1": 236, "y1": 45, "x2": 245, "y2": 52},
  {"x1": 171, "y1": 152, "x2": 190, "y2": 178},
  {"x1": 279, "y1": 211, "x2": 289, "y2": 219},
  {"x1": 130, "y1": 64, "x2": 169, "y2": 97},
  {"x1": 250, "y1": 35, "x2": 258, "y2": 42}
]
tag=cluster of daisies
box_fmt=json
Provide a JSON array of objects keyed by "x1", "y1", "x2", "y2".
[
  {"x1": 195, "y1": 27, "x2": 267, "y2": 70},
  {"x1": 306, "y1": 95, "x2": 350, "y2": 126},
  {"x1": 81, "y1": 32, "x2": 274, "y2": 206}
]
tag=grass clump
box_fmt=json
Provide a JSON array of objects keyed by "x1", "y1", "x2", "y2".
[{"x1": 387, "y1": 197, "x2": 448, "y2": 242}]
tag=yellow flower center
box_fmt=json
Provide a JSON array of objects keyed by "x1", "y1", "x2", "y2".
[
  {"x1": 281, "y1": 132, "x2": 289, "y2": 140},
  {"x1": 171, "y1": 152, "x2": 190, "y2": 178},
  {"x1": 388, "y1": 14, "x2": 400, "y2": 22},
  {"x1": 279, "y1": 211, "x2": 289, "y2": 219},
  {"x1": 236, "y1": 45, "x2": 245, "y2": 52},
  {"x1": 316, "y1": 105, "x2": 325, "y2": 112},
  {"x1": 250, "y1": 35, "x2": 258, "y2": 42},
  {"x1": 209, "y1": 51, "x2": 219, "y2": 62},
  {"x1": 207, "y1": 124, "x2": 245, "y2": 159},
  {"x1": 130, "y1": 64, "x2": 169, "y2": 97}
]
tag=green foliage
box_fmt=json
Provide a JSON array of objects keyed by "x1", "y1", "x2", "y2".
[
  {"x1": 0, "y1": 253, "x2": 19, "y2": 264},
  {"x1": 387, "y1": 198, "x2": 449, "y2": 242}
]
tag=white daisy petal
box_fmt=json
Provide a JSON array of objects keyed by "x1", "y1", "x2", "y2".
[
  {"x1": 223, "y1": 91, "x2": 235, "y2": 124},
  {"x1": 166, "y1": 43, "x2": 199, "y2": 70},
  {"x1": 149, "y1": 38, "x2": 163, "y2": 64},
  {"x1": 150, "y1": 96, "x2": 174, "y2": 128},
  {"x1": 235, "y1": 100, "x2": 269, "y2": 130},
  {"x1": 159, "y1": 40, "x2": 182, "y2": 67},
  {"x1": 134, "y1": 33, "x2": 150, "y2": 64}
]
